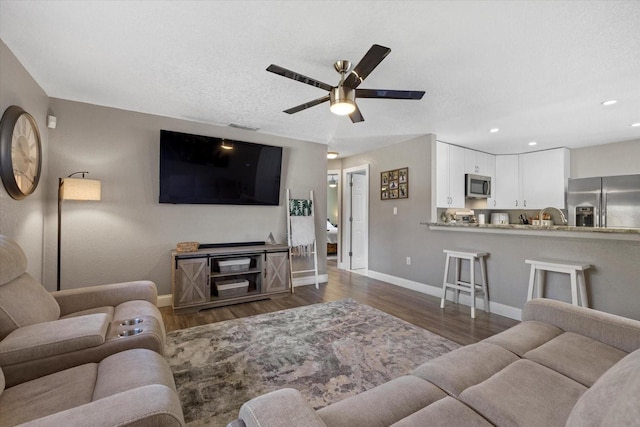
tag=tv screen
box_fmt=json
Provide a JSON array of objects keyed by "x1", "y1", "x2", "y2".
[{"x1": 159, "y1": 130, "x2": 282, "y2": 205}]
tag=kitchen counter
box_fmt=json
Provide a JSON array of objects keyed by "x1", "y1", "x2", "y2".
[{"x1": 427, "y1": 222, "x2": 640, "y2": 240}]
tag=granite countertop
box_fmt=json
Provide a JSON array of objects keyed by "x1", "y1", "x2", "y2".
[{"x1": 428, "y1": 222, "x2": 640, "y2": 235}]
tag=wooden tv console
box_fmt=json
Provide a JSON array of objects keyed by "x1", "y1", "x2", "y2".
[{"x1": 170, "y1": 243, "x2": 291, "y2": 314}]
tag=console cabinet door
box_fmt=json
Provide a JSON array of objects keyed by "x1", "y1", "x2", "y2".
[
  {"x1": 174, "y1": 257, "x2": 209, "y2": 306},
  {"x1": 264, "y1": 251, "x2": 290, "y2": 293}
]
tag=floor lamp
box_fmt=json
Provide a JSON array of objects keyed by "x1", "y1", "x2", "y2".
[{"x1": 57, "y1": 171, "x2": 101, "y2": 291}]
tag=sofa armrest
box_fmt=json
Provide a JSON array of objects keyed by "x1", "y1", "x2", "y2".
[
  {"x1": 18, "y1": 384, "x2": 184, "y2": 427},
  {"x1": 0, "y1": 314, "x2": 108, "y2": 365},
  {"x1": 52, "y1": 280, "x2": 158, "y2": 316},
  {"x1": 523, "y1": 299, "x2": 640, "y2": 353},
  {"x1": 239, "y1": 388, "x2": 327, "y2": 427}
]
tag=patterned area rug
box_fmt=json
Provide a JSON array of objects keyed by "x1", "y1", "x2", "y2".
[{"x1": 165, "y1": 299, "x2": 460, "y2": 426}]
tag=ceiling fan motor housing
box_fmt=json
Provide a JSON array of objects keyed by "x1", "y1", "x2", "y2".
[{"x1": 330, "y1": 86, "x2": 356, "y2": 115}]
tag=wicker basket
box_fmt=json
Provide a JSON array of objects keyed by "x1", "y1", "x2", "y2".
[{"x1": 176, "y1": 242, "x2": 200, "y2": 252}]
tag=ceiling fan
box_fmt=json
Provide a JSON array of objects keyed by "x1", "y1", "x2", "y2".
[{"x1": 266, "y1": 44, "x2": 425, "y2": 123}]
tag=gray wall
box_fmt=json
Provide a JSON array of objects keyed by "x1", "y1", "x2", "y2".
[
  {"x1": 340, "y1": 134, "x2": 435, "y2": 280},
  {"x1": 44, "y1": 99, "x2": 327, "y2": 294},
  {"x1": 0, "y1": 40, "x2": 49, "y2": 282}
]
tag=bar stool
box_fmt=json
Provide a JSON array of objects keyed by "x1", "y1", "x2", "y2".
[
  {"x1": 440, "y1": 250, "x2": 489, "y2": 318},
  {"x1": 525, "y1": 259, "x2": 591, "y2": 307}
]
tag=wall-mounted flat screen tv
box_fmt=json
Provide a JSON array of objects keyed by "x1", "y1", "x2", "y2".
[{"x1": 159, "y1": 130, "x2": 283, "y2": 205}]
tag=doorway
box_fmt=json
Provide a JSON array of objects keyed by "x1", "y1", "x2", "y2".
[
  {"x1": 342, "y1": 165, "x2": 369, "y2": 271},
  {"x1": 327, "y1": 170, "x2": 340, "y2": 260}
]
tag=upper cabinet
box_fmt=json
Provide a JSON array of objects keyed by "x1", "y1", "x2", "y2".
[
  {"x1": 436, "y1": 142, "x2": 466, "y2": 208},
  {"x1": 493, "y1": 155, "x2": 520, "y2": 209},
  {"x1": 493, "y1": 148, "x2": 570, "y2": 209},
  {"x1": 519, "y1": 148, "x2": 570, "y2": 209},
  {"x1": 465, "y1": 150, "x2": 495, "y2": 177}
]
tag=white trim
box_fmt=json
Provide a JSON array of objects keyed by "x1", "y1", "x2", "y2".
[
  {"x1": 327, "y1": 169, "x2": 342, "y2": 266},
  {"x1": 293, "y1": 274, "x2": 329, "y2": 287},
  {"x1": 367, "y1": 270, "x2": 522, "y2": 321},
  {"x1": 158, "y1": 294, "x2": 173, "y2": 307},
  {"x1": 342, "y1": 164, "x2": 370, "y2": 271}
]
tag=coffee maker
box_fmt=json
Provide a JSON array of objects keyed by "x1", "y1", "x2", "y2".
[{"x1": 575, "y1": 206, "x2": 594, "y2": 227}]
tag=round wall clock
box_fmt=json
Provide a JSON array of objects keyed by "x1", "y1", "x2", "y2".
[{"x1": 0, "y1": 105, "x2": 42, "y2": 200}]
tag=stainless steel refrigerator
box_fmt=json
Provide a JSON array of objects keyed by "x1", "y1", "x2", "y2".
[{"x1": 568, "y1": 174, "x2": 640, "y2": 228}]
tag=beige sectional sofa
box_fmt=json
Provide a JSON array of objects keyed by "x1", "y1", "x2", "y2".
[{"x1": 234, "y1": 299, "x2": 640, "y2": 427}]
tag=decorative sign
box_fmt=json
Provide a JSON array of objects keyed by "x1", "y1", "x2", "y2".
[{"x1": 381, "y1": 167, "x2": 408, "y2": 200}]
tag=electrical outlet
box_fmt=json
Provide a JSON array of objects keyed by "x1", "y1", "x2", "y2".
[
  {"x1": 406, "y1": 257, "x2": 411, "y2": 265},
  {"x1": 393, "y1": 207, "x2": 398, "y2": 215}
]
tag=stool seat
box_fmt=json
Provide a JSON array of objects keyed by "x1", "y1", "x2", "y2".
[
  {"x1": 525, "y1": 259, "x2": 591, "y2": 307},
  {"x1": 441, "y1": 249, "x2": 490, "y2": 318}
]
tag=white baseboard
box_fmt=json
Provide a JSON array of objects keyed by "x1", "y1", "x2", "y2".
[
  {"x1": 293, "y1": 274, "x2": 329, "y2": 288},
  {"x1": 158, "y1": 294, "x2": 173, "y2": 307},
  {"x1": 367, "y1": 270, "x2": 522, "y2": 321}
]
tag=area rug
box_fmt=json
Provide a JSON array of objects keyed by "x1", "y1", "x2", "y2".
[{"x1": 165, "y1": 299, "x2": 461, "y2": 426}]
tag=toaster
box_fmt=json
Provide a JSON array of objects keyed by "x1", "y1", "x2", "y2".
[{"x1": 491, "y1": 213, "x2": 509, "y2": 225}]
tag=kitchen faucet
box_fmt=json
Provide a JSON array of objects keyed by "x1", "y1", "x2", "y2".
[{"x1": 539, "y1": 207, "x2": 568, "y2": 225}]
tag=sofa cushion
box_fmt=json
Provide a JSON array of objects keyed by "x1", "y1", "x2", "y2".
[
  {"x1": 317, "y1": 375, "x2": 446, "y2": 427},
  {"x1": 390, "y1": 396, "x2": 492, "y2": 427},
  {"x1": 0, "y1": 273, "x2": 60, "y2": 340},
  {"x1": 93, "y1": 348, "x2": 177, "y2": 400},
  {"x1": 524, "y1": 332, "x2": 627, "y2": 387},
  {"x1": 0, "y1": 313, "x2": 109, "y2": 365},
  {"x1": 0, "y1": 362, "x2": 98, "y2": 425},
  {"x1": 411, "y1": 342, "x2": 518, "y2": 397},
  {"x1": 482, "y1": 320, "x2": 562, "y2": 356},
  {"x1": 459, "y1": 359, "x2": 587, "y2": 427},
  {"x1": 566, "y1": 348, "x2": 640, "y2": 427},
  {"x1": 523, "y1": 298, "x2": 640, "y2": 353}
]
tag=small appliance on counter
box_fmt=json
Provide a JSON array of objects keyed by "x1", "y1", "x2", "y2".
[{"x1": 491, "y1": 213, "x2": 509, "y2": 225}]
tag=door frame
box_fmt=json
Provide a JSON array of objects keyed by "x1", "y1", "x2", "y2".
[
  {"x1": 327, "y1": 169, "x2": 341, "y2": 262},
  {"x1": 340, "y1": 164, "x2": 369, "y2": 271}
]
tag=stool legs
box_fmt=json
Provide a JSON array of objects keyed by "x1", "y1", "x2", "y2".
[
  {"x1": 578, "y1": 272, "x2": 588, "y2": 307},
  {"x1": 441, "y1": 253, "x2": 489, "y2": 319},
  {"x1": 480, "y1": 257, "x2": 489, "y2": 314},
  {"x1": 525, "y1": 261, "x2": 590, "y2": 308},
  {"x1": 440, "y1": 254, "x2": 451, "y2": 309}
]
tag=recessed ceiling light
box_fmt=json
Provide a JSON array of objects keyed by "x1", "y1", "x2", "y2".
[
  {"x1": 489, "y1": 128, "x2": 499, "y2": 133},
  {"x1": 601, "y1": 100, "x2": 617, "y2": 106},
  {"x1": 631, "y1": 123, "x2": 640, "y2": 127},
  {"x1": 528, "y1": 141, "x2": 537, "y2": 146}
]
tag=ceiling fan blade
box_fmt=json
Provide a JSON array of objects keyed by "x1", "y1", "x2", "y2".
[
  {"x1": 343, "y1": 44, "x2": 391, "y2": 89},
  {"x1": 356, "y1": 89, "x2": 425, "y2": 100},
  {"x1": 283, "y1": 95, "x2": 331, "y2": 114},
  {"x1": 349, "y1": 104, "x2": 365, "y2": 123},
  {"x1": 267, "y1": 64, "x2": 334, "y2": 92}
]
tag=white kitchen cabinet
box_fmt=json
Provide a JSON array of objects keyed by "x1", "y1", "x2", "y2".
[
  {"x1": 464, "y1": 150, "x2": 495, "y2": 176},
  {"x1": 494, "y1": 155, "x2": 520, "y2": 209},
  {"x1": 492, "y1": 149, "x2": 570, "y2": 210},
  {"x1": 519, "y1": 148, "x2": 569, "y2": 209},
  {"x1": 436, "y1": 142, "x2": 465, "y2": 208}
]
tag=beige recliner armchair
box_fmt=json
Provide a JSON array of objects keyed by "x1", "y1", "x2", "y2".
[
  {"x1": 0, "y1": 235, "x2": 166, "y2": 387},
  {"x1": 0, "y1": 348, "x2": 184, "y2": 426}
]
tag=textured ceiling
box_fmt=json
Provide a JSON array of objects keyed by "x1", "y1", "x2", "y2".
[{"x1": 1, "y1": 1, "x2": 639, "y2": 157}]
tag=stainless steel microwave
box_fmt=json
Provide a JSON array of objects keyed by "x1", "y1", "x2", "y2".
[{"x1": 465, "y1": 174, "x2": 491, "y2": 198}]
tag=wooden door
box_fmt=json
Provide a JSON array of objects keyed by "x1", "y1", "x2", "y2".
[
  {"x1": 264, "y1": 251, "x2": 289, "y2": 293},
  {"x1": 174, "y1": 257, "x2": 209, "y2": 306}
]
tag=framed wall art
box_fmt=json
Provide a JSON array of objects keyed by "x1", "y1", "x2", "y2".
[{"x1": 381, "y1": 167, "x2": 408, "y2": 200}]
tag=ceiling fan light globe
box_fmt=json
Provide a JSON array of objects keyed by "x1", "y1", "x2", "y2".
[{"x1": 330, "y1": 100, "x2": 356, "y2": 116}]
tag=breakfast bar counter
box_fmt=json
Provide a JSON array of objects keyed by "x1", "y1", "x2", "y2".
[{"x1": 427, "y1": 222, "x2": 640, "y2": 241}]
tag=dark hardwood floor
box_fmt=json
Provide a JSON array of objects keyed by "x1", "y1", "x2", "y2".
[{"x1": 160, "y1": 260, "x2": 519, "y2": 346}]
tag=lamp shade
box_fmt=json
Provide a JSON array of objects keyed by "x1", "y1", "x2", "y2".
[{"x1": 61, "y1": 178, "x2": 101, "y2": 201}]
